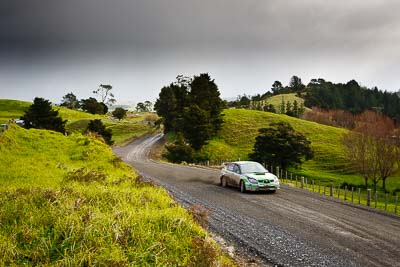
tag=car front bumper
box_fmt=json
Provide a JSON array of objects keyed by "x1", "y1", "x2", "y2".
[{"x1": 245, "y1": 183, "x2": 280, "y2": 191}]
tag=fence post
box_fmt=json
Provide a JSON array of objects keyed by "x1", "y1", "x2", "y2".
[
  {"x1": 290, "y1": 173, "x2": 293, "y2": 182},
  {"x1": 285, "y1": 170, "x2": 288, "y2": 182},
  {"x1": 324, "y1": 185, "x2": 326, "y2": 195},
  {"x1": 367, "y1": 189, "x2": 371, "y2": 207},
  {"x1": 301, "y1": 176, "x2": 305, "y2": 189},
  {"x1": 318, "y1": 181, "x2": 320, "y2": 193},
  {"x1": 330, "y1": 183, "x2": 333, "y2": 197},
  {"x1": 271, "y1": 164, "x2": 273, "y2": 174},
  {"x1": 295, "y1": 175, "x2": 298, "y2": 187},
  {"x1": 395, "y1": 195, "x2": 398, "y2": 214},
  {"x1": 207, "y1": 160, "x2": 209, "y2": 167},
  {"x1": 358, "y1": 188, "x2": 361, "y2": 205},
  {"x1": 312, "y1": 180, "x2": 315, "y2": 192},
  {"x1": 276, "y1": 167, "x2": 279, "y2": 178},
  {"x1": 375, "y1": 191, "x2": 378, "y2": 208},
  {"x1": 351, "y1": 187, "x2": 354, "y2": 203},
  {"x1": 344, "y1": 186, "x2": 347, "y2": 201},
  {"x1": 337, "y1": 185, "x2": 340, "y2": 198},
  {"x1": 305, "y1": 178, "x2": 308, "y2": 189},
  {"x1": 385, "y1": 193, "x2": 388, "y2": 211}
]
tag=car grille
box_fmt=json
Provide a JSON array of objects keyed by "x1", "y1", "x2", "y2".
[{"x1": 259, "y1": 180, "x2": 273, "y2": 184}]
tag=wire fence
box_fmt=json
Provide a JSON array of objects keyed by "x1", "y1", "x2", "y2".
[{"x1": 197, "y1": 159, "x2": 399, "y2": 215}]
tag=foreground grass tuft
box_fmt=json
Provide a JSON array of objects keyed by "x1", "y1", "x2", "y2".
[{"x1": 0, "y1": 125, "x2": 234, "y2": 266}]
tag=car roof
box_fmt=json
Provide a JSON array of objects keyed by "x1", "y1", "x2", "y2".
[{"x1": 231, "y1": 161, "x2": 259, "y2": 165}]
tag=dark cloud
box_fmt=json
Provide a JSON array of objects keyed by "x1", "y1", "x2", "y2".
[{"x1": 1, "y1": 0, "x2": 400, "y2": 102}]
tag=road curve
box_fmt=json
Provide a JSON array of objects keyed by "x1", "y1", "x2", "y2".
[{"x1": 114, "y1": 134, "x2": 400, "y2": 267}]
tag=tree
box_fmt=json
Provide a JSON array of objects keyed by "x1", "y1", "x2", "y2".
[
  {"x1": 112, "y1": 107, "x2": 127, "y2": 120},
  {"x1": 343, "y1": 111, "x2": 399, "y2": 192},
  {"x1": 271, "y1": 81, "x2": 283, "y2": 95},
  {"x1": 289, "y1": 76, "x2": 305, "y2": 93},
  {"x1": 60, "y1": 92, "x2": 80, "y2": 110},
  {"x1": 93, "y1": 84, "x2": 116, "y2": 106},
  {"x1": 81, "y1": 97, "x2": 106, "y2": 114},
  {"x1": 263, "y1": 104, "x2": 276, "y2": 113},
  {"x1": 190, "y1": 73, "x2": 224, "y2": 135},
  {"x1": 249, "y1": 122, "x2": 313, "y2": 169},
  {"x1": 21, "y1": 97, "x2": 66, "y2": 134},
  {"x1": 144, "y1": 101, "x2": 153, "y2": 111},
  {"x1": 182, "y1": 104, "x2": 212, "y2": 150},
  {"x1": 238, "y1": 94, "x2": 251, "y2": 108},
  {"x1": 136, "y1": 102, "x2": 148, "y2": 112},
  {"x1": 163, "y1": 134, "x2": 195, "y2": 163},
  {"x1": 86, "y1": 119, "x2": 113, "y2": 145}
]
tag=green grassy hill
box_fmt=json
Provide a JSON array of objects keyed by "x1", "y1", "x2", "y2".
[
  {"x1": 0, "y1": 99, "x2": 154, "y2": 146},
  {"x1": 201, "y1": 109, "x2": 400, "y2": 192},
  {"x1": 0, "y1": 99, "x2": 31, "y2": 123},
  {"x1": 0, "y1": 125, "x2": 232, "y2": 266},
  {"x1": 251, "y1": 93, "x2": 308, "y2": 112}
]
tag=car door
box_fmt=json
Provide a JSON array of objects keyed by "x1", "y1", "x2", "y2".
[
  {"x1": 231, "y1": 164, "x2": 241, "y2": 187},
  {"x1": 225, "y1": 163, "x2": 235, "y2": 186}
]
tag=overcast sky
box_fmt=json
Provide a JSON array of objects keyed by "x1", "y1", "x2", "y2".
[{"x1": 1, "y1": 0, "x2": 400, "y2": 105}]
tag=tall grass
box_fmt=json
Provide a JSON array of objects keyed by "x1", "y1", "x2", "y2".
[{"x1": 0, "y1": 125, "x2": 233, "y2": 266}]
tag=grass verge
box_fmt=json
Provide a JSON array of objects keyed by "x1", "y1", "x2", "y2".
[{"x1": 0, "y1": 125, "x2": 234, "y2": 266}]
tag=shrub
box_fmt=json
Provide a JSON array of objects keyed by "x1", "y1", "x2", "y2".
[{"x1": 86, "y1": 119, "x2": 113, "y2": 145}]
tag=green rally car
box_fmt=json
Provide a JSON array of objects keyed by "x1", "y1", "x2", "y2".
[{"x1": 220, "y1": 161, "x2": 280, "y2": 193}]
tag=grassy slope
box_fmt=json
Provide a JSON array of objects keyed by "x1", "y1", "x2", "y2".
[
  {"x1": 202, "y1": 109, "x2": 400, "y2": 191},
  {"x1": 0, "y1": 125, "x2": 232, "y2": 266},
  {"x1": 0, "y1": 99, "x2": 31, "y2": 123}
]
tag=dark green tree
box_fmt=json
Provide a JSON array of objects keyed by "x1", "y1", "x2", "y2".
[
  {"x1": 263, "y1": 104, "x2": 276, "y2": 113},
  {"x1": 112, "y1": 107, "x2": 127, "y2": 120},
  {"x1": 249, "y1": 122, "x2": 313, "y2": 169},
  {"x1": 86, "y1": 119, "x2": 113, "y2": 145},
  {"x1": 190, "y1": 73, "x2": 224, "y2": 134},
  {"x1": 182, "y1": 104, "x2": 212, "y2": 150},
  {"x1": 60, "y1": 92, "x2": 80, "y2": 110},
  {"x1": 271, "y1": 81, "x2": 283, "y2": 95},
  {"x1": 289, "y1": 76, "x2": 305, "y2": 93},
  {"x1": 292, "y1": 100, "x2": 299, "y2": 117},
  {"x1": 81, "y1": 97, "x2": 106, "y2": 114},
  {"x1": 21, "y1": 98, "x2": 66, "y2": 133},
  {"x1": 285, "y1": 101, "x2": 293, "y2": 116}
]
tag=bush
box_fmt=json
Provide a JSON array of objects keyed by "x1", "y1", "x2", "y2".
[
  {"x1": 164, "y1": 136, "x2": 195, "y2": 163},
  {"x1": 86, "y1": 119, "x2": 113, "y2": 145},
  {"x1": 112, "y1": 107, "x2": 127, "y2": 120}
]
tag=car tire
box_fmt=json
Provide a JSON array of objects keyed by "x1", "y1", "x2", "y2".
[
  {"x1": 240, "y1": 180, "x2": 246, "y2": 193},
  {"x1": 221, "y1": 176, "x2": 227, "y2": 187}
]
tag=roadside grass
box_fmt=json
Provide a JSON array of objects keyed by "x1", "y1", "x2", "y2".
[
  {"x1": 201, "y1": 108, "x2": 400, "y2": 194},
  {"x1": 0, "y1": 125, "x2": 234, "y2": 266}
]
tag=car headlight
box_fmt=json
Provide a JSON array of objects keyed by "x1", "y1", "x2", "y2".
[{"x1": 247, "y1": 177, "x2": 258, "y2": 184}]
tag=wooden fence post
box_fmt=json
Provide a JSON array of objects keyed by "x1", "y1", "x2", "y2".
[
  {"x1": 358, "y1": 188, "x2": 361, "y2": 205},
  {"x1": 305, "y1": 178, "x2": 308, "y2": 189},
  {"x1": 337, "y1": 185, "x2": 340, "y2": 198},
  {"x1": 351, "y1": 187, "x2": 354, "y2": 203},
  {"x1": 276, "y1": 167, "x2": 279, "y2": 178},
  {"x1": 324, "y1": 185, "x2": 326, "y2": 195},
  {"x1": 367, "y1": 189, "x2": 371, "y2": 206},
  {"x1": 330, "y1": 183, "x2": 333, "y2": 197},
  {"x1": 312, "y1": 180, "x2": 315, "y2": 192},
  {"x1": 290, "y1": 173, "x2": 293, "y2": 181},
  {"x1": 318, "y1": 181, "x2": 320, "y2": 193},
  {"x1": 395, "y1": 195, "x2": 398, "y2": 214},
  {"x1": 344, "y1": 186, "x2": 347, "y2": 201},
  {"x1": 385, "y1": 193, "x2": 388, "y2": 211},
  {"x1": 301, "y1": 176, "x2": 305, "y2": 189},
  {"x1": 375, "y1": 191, "x2": 378, "y2": 208}
]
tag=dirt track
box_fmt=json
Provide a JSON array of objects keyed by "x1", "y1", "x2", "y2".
[{"x1": 114, "y1": 134, "x2": 400, "y2": 267}]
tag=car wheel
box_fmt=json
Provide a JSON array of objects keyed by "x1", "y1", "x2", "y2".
[
  {"x1": 221, "y1": 176, "x2": 227, "y2": 187},
  {"x1": 270, "y1": 190, "x2": 276, "y2": 193},
  {"x1": 240, "y1": 180, "x2": 246, "y2": 193}
]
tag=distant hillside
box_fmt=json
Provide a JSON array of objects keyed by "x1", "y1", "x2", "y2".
[
  {"x1": 0, "y1": 99, "x2": 155, "y2": 146},
  {"x1": 0, "y1": 99, "x2": 31, "y2": 123},
  {"x1": 250, "y1": 93, "x2": 308, "y2": 112},
  {"x1": 201, "y1": 108, "x2": 400, "y2": 190}
]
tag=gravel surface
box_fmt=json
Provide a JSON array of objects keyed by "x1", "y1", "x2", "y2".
[{"x1": 114, "y1": 134, "x2": 400, "y2": 267}]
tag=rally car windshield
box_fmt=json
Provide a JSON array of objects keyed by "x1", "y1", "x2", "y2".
[{"x1": 240, "y1": 162, "x2": 267, "y2": 174}]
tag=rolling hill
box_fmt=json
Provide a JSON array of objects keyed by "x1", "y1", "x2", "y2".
[{"x1": 201, "y1": 108, "x2": 400, "y2": 191}]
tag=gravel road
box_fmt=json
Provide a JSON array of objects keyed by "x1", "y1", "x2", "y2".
[{"x1": 114, "y1": 134, "x2": 400, "y2": 267}]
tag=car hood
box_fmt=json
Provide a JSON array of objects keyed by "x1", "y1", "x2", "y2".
[{"x1": 245, "y1": 172, "x2": 277, "y2": 181}]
